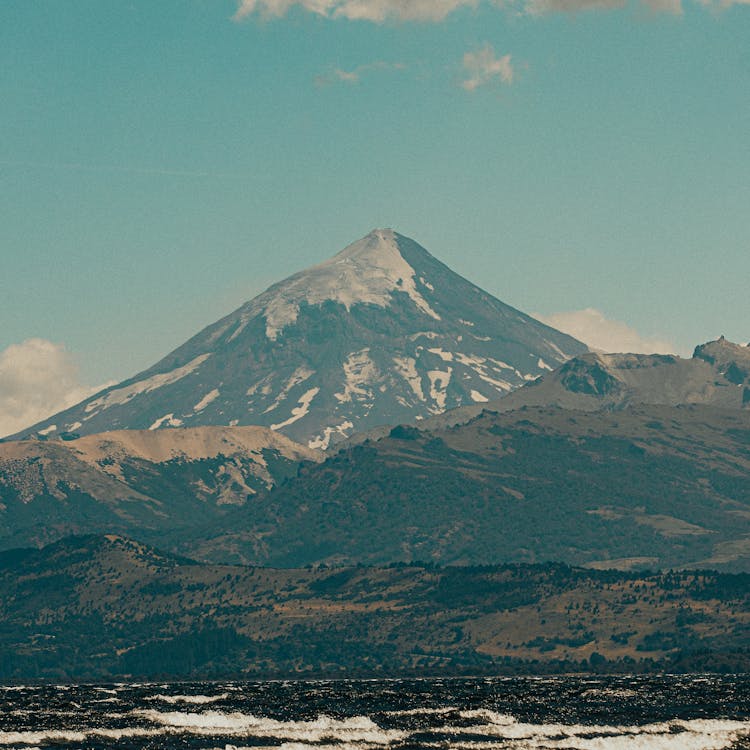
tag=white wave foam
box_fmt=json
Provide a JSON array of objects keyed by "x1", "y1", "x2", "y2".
[
  {"x1": 458, "y1": 708, "x2": 517, "y2": 725},
  {"x1": 0, "y1": 727, "x2": 160, "y2": 745},
  {"x1": 2, "y1": 711, "x2": 747, "y2": 749},
  {"x1": 385, "y1": 706, "x2": 458, "y2": 717},
  {"x1": 134, "y1": 710, "x2": 405, "y2": 744},
  {"x1": 149, "y1": 693, "x2": 229, "y2": 705},
  {"x1": 428, "y1": 717, "x2": 750, "y2": 749}
]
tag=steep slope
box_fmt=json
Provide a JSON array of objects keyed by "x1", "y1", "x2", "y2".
[
  {"x1": 2, "y1": 534, "x2": 749, "y2": 679},
  {"x1": 416, "y1": 337, "x2": 750, "y2": 432},
  {"x1": 14, "y1": 229, "x2": 586, "y2": 448},
  {"x1": 0, "y1": 427, "x2": 318, "y2": 550},
  {"x1": 184, "y1": 404, "x2": 750, "y2": 572}
]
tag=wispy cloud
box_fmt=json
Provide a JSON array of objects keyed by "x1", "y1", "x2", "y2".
[
  {"x1": 461, "y1": 44, "x2": 514, "y2": 91},
  {"x1": 234, "y1": 0, "x2": 478, "y2": 22},
  {"x1": 534, "y1": 308, "x2": 679, "y2": 355},
  {"x1": 315, "y1": 61, "x2": 406, "y2": 87},
  {"x1": 233, "y1": 0, "x2": 738, "y2": 20},
  {"x1": 511, "y1": 0, "x2": 682, "y2": 14},
  {"x1": 0, "y1": 339, "x2": 112, "y2": 439}
]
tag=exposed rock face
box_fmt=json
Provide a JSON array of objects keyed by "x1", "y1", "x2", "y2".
[
  {"x1": 414, "y1": 339, "x2": 750, "y2": 432},
  {"x1": 12, "y1": 229, "x2": 586, "y2": 448},
  {"x1": 0, "y1": 427, "x2": 319, "y2": 551}
]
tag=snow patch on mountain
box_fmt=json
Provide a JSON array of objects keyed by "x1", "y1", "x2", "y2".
[
  {"x1": 149, "y1": 414, "x2": 183, "y2": 430},
  {"x1": 84, "y1": 354, "x2": 211, "y2": 417},
  {"x1": 255, "y1": 229, "x2": 441, "y2": 340},
  {"x1": 429, "y1": 348, "x2": 454, "y2": 362},
  {"x1": 264, "y1": 367, "x2": 315, "y2": 414},
  {"x1": 271, "y1": 387, "x2": 320, "y2": 431},
  {"x1": 393, "y1": 356, "x2": 425, "y2": 403},
  {"x1": 194, "y1": 389, "x2": 220, "y2": 413},
  {"x1": 544, "y1": 339, "x2": 574, "y2": 363},
  {"x1": 471, "y1": 390, "x2": 489, "y2": 402},
  {"x1": 308, "y1": 420, "x2": 355, "y2": 450},
  {"x1": 335, "y1": 350, "x2": 378, "y2": 404},
  {"x1": 428, "y1": 369, "x2": 452, "y2": 411}
]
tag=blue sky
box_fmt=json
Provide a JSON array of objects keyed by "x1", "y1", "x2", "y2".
[{"x1": 1, "y1": 0, "x2": 748, "y2": 434}]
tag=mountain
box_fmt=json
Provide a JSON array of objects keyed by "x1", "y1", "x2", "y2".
[
  {"x1": 2, "y1": 534, "x2": 749, "y2": 680},
  {"x1": 0, "y1": 427, "x2": 318, "y2": 551},
  {"x1": 414, "y1": 337, "x2": 750, "y2": 432},
  {"x1": 13, "y1": 229, "x2": 586, "y2": 448},
  {"x1": 182, "y1": 404, "x2": 750, "y2": 572}
]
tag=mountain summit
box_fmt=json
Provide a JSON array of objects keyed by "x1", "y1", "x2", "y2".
[{"x1": 17, "y1": 229, "x2": 586, "y2": 447}]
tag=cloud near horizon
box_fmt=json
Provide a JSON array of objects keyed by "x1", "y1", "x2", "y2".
[
  {"x1": 233, "y1": 0, "x2": 744, "y2": 20},
  {"x1": 461, "y1": 44, "x2": 514, "y2": 90},
  {"x1": 534, "y1": 308, "x2": 679, "y2": 355},
  {"x1": 0, "y1": 339, "x2": 110, "y2": 439}
]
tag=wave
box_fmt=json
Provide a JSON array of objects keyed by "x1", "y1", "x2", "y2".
[
  {"x1": 2, "y1": 709, "x2": 748, "y2": 749},
  {"x1": 133, "y1": 710, "x2": 406, "y2": 745},
  {"x1": 425, "y1": 717, "x2": 750, "y2": 749},
  {"x1": 0, "y1": 727, "x2": 160, "y2": 746},
  {"x1": 458, "y1": 708, "x2": 517, "y2": 725},
  {"x1": 384, "y1": 706, "x2": 458, "y2": 717},
  {"x1": 148, "y1": 692, "x2": 230, "y2": 704}
]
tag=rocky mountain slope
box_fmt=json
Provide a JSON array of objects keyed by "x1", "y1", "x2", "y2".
[
  {"x1": 0, "y1": 427, "x2": 318, "y2": 551},
  {"x1": 183, "y1": 404, "x2": 750, "y2": 572},
  {"x1": 418, "y1": 337, "x2": 750, "y2": 432},
  {"x1": 2, "y1": 534, "x2": 749, "y2": 680},
  {"x1": 13, "y1": 229, "x2": 586, "y2": 448}
]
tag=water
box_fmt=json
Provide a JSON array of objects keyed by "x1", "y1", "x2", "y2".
[{"x1": 1, "y1": 675, "x2": 749, "y2": 749}]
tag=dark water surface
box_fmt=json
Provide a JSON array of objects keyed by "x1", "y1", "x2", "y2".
[{"x1": 1, "y1": 675, "x2": 749, "y2": 749}]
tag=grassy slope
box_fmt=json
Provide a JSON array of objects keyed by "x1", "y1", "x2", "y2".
[{"x1": 1, "y1": 535, "x2": 749, "y2": 681}]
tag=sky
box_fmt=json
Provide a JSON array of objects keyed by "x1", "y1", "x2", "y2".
[{"x1": 1, "y1": 0, "x2": 749, "y2": 436}]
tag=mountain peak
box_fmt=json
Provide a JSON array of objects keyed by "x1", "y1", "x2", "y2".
[
  {"x1": 251, "y1": 229, "x2": 441, "y2": 341},
  {"x1": 693, "y1": 337, "x2": 750, "y2": 386},
  {"x1": 15, "y1": 229, "x2": 587, "y2": 447}
]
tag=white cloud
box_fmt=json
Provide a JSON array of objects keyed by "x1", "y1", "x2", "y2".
[
  {"x1": 534, "y1": 308, "x2": 678, "y2": 355},
  {"x1": 315, "y1": 61, "x2": 405, "y2": 87},
  {"x1": 514, "y1": 0, "x2": 682, "y2": 13},
  {"x1": 461, "y1": 44, "x2": 514, "y2": 91},
  {"x1": 234, "y1": 0, "x2": 706, "y2": 20},
  {"x1": 0, "y1": 339, "x2": 109, "y2": 439},
  {"x1": 234, "y1": 0, "x2": 478, "y2": 21}
]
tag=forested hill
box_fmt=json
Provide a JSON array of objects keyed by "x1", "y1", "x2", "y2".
[{"x1": 1, "y1": 534, "x2": 749, "y2": 681}]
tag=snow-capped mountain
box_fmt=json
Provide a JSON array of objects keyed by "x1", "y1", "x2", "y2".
[{"x1": 16, "y1": 229, "x2": 587, "y2": 448}]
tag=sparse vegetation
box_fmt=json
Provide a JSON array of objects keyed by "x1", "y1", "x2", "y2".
[{"x1": 1, "y1": 535, "x2": 749, "y2": 681}]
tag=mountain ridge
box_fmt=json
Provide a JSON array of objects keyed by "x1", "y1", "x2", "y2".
[
  {"x1": 0, "y1": 426, "x2": 319, "y2": 551},
  {"x1": 177, "y1": 402, "x2": 750, "y2": 571},
  {"x1": 12, "y1": 229, "x2": 587, "y2": 447},
  {"x1": 407, "y1": 337, "x2": 750, "y2": 434}
]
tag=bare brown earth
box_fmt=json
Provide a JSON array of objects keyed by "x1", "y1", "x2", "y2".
[
  {"x1": 1, "y1": 535, "x2": 749, "y2": 681},
  {"x1": 0, "y1": 427, "x2": 319, "y2": 550}
]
